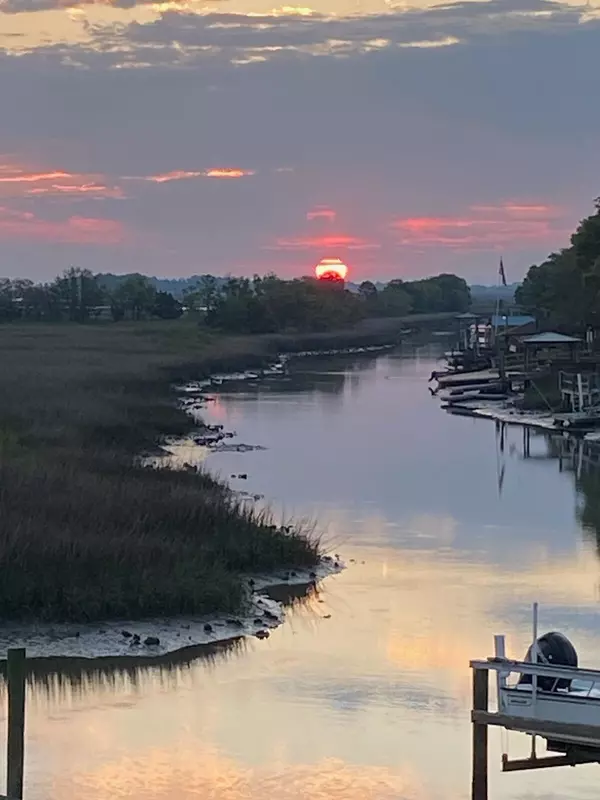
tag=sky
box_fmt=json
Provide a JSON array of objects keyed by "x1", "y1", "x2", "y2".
[{"x1": 0, "y1": 0, "x2": 599, "y2": 283}]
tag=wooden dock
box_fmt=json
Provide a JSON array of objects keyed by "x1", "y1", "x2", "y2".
[{"x1": 470, "y1": 644, "x2": 600, "y2": 799}]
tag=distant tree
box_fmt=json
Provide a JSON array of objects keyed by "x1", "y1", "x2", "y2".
[
  {"x1": 153, "y1": 291, "x2": 183, "y2": 320},
  {"x1": 358, "y1": 280, "x2": 378, "y2": 301},
  {"x1": 378, "y1": 280, "x2": 413, "y2": 317},
  {"x1": 183, "y1": 275, "x2": 220, "y2": 314},
  {"x1": 0, "y1": 279, "x2": 18, "y2": 322},
  {"x1": 53, "y1": 268, "x2": 105, "y2": 322},
  {"x1": 110, "y1": 274, "x2": 156, "y2": 321}
]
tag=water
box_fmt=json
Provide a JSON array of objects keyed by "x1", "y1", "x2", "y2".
[{"x1": 9, "y1": 342, "x2": 600, "y2": 799}]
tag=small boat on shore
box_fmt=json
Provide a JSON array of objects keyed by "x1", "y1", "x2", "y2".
[{"x1": 434, "y1": 368, "x2": 502, "y2": 389}]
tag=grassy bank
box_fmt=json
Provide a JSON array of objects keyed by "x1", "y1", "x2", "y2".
[
  {"x1": 0, "y1": 321, "x2": 324, "y2": 622},
  {"x1": 0, "y1": 315, "x2": 421, "y2": 622}
]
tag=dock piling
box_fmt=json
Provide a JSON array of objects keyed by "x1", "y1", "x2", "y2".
[
  {"x1": 6, "y1": 648, "x2": 26, "y2": 800},
  {"x1": 471, "y1": 666, "x2": 489, "y2": 800}
]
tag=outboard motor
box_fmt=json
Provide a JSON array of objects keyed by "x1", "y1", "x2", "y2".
[{"x1": 518, "y1": 631, "x2": 578, "y2": 691}]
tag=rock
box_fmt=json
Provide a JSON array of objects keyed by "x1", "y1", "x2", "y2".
[
  {"x1": 238, "y1": 473, "x2": 248, "y2": 480},
  {"x1": 204, "y1": 623, "x2": 213, "y2": 634},
  {"x1": 248, "y1": 578, "x2": 255, "y2": 588},
  {"x1": 255, "y1": 630, "x2": 270, "y2": 640},
  {"x1": 334, "y1": 562, "x2": 340, "y2": 569},
  {"x1": 263, "y1": 609, "x2": 278, "y2": 622},
  {"x1": 323, "y1": 614, "x2": 332, "y2": 619},
  {"x1": 309, "y1": 571, "x2": 317, "y2": 579},
  {"x1": 253, "y1": 618, "x2": 263, "y2": 625},
  {"x1": 290, "y1": 571, "x2": 297, "y2": 577},
  {"x1": 121, "y1": 630, "x2": 133, "y2": 638},
  {"x1": 132, "y1": 633, "x2": 140, "y2": 642},
  {"x1": 144, "y1": 636, "x2": 160, "y2": 646},
  {"x1": 226, "y1": 618, "x2": 244, "y2": 628}
]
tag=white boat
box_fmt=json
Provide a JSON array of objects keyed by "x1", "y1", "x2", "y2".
[{"x1": 471, "y1": 607, "x2": 600, "y2": 752}]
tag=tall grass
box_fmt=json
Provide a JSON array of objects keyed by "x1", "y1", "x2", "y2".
[{"x1": 0, "y1": 321, "x2": 319, "y2": 621}]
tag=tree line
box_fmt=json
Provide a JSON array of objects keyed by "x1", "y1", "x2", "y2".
[
  {"x1": 0, "y1": 268, "x2": 471, "y2": 331},
  {"x1": 182, "y1": 272, "x2": 470, "y2": 333},
  {"x1": 0, "y1": 269, "x2": 183, "y2": 323},
  {"x1": 516, "y1": 197, "x2": 600, "y2": 329}
]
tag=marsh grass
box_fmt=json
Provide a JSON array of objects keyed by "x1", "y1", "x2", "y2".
[{"x1": 0, "y1": 321, "x2": 321, "y2": 621}]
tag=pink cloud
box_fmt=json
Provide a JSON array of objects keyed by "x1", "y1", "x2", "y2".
[
  {"x1": 267, "y1": 233, "x2": 380, "y2": 251},
  {"x1": 0, "y1": 206, "x2": 126, "y2": 244},
  {"x1": 391, "y1": 201, "x2": 566, "y2": 250},
  {"x1": 307, "y1": 205, "x2": 336, "y2": 222}
]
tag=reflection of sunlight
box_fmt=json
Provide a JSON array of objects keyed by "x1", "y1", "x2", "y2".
[{"x1": 50, "y1": 747, "x2": 434, "y2": 800}]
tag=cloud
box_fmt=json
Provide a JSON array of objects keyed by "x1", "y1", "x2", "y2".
[
  {"x1": 89, "y1": 0, "x2": 591, "y2": 69},
  {"x1": 0, "y1": 0, "x2": 184, "y2": 12},
  {"x1": 27, "y1": 183, "x2": 125, "y2": 198},
  {"x1": 391, "y1": 202, "x2": 566, "y2": 250},
  {"x1": 398, "y1": 36, "x2": 461, "y2": 48},
  {"x1": 134, "y1": 168, "x2": 255, "y2": 183},
  {"x1": 0, "y1": 162, "x2": 124, "y2": 200},
  {"x1": 267, "y1": 234, "x2": 380, "y2": 251},
  {"x1": 307, "y1": 205, "x2": 336, "y2": 222},
  {"x1": 0, "y1": 206, "x2": 126, "y2": 243}
]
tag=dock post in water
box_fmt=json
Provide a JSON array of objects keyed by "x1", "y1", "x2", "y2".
[
  {"x1": 471, "y1": 666, "x2": 489, "y2": 800},
  {"x1": 6, "y1": 648, "x2": 26, "y2": 800}
]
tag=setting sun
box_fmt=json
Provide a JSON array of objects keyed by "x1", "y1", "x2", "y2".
[{"x1": 315, "y1": 257, "x2": 348, "y2": 281}]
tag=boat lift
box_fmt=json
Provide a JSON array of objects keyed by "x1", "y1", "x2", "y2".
[{"x1": 470, "y1": 604, "x2": 600, "y2": 798}]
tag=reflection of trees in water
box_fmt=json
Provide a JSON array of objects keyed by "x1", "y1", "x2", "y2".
[
  {"x1": 0, "y1": 583, "x2": 319, "y2": 702},
  {"x1": 517, "y1": 430, "x2": 600, "y2": 550},
  {"x1": 285, "y1": 353, "x2": 381, "y2": 397}
]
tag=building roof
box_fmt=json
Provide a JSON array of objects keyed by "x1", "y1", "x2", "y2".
[
  {"x1": 521, "y1": 332, "x2": 581, "y2": 345},
  {"x1": 491, "y1": 314, "x2": 535, "y2": 328}
]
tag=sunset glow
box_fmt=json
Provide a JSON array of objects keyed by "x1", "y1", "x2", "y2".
[{"x1": 315, "y1": 256, "x2": 348, "y2": 280}]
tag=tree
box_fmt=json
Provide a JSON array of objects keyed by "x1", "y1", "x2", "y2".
[
  {"x1": 183, "y1": 275, "x2": 220, "y2": 314},
  {"x1": 0, "y1": 279, "x2": 18, "y2": 322},
  {"x1": 378, "y1": 280, "x2": 413, "y2": 317},
  {"x1": 110, "y1": 274, "x2": 156, "y2": 321},
  {"x1": 53, "y1": 268, "x2": 105, "y2": 322},
  {"x1": 153, "y1": 291, "x2": 183, "y2": 320},
  {"x1": 516, "y1": 198, "x2": 600, "y2": 329}
]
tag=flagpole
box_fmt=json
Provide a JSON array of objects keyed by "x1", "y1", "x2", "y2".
[{"x1": 494, "y1": 257, "x2": 502, "y2": 338}]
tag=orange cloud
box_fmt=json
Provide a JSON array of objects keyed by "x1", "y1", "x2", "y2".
[
  {"x1": 27, "y1": 183, "x2": 125, "y2": 199},
  {"x1": 0, "y1": 206, "x2": 126, "y2": 244},
  {"x1": 0, "y1": 163, "x2": 124, "y2": 200},
  {"x1": 391, "y1": 201, "x2": 565, "y2": 250},
  {"x1": 307, "y1": 205, "x2": 336, "y2": 222},
  {"x1": 267, "y1": 233, "x2": 380, "y2": 251},
  {"x1": 144, "y1": 168, "x2": 255, "y2": 183},
  {"x1": 0, "y1": 170, "x2": 72, "y2": 184},
  {"x1": 204, "y1": 168, "x2": 255, "y2": 178}
]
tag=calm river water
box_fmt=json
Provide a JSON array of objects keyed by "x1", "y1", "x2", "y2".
[{"x1": 10, "y1": 341, "x2": 600, "y2": 799}]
